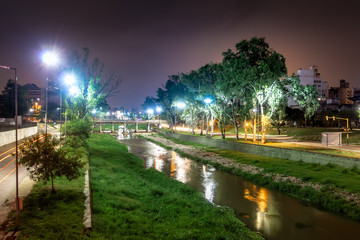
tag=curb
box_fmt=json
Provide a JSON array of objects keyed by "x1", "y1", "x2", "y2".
[{"x1": 83, "y1": 169, "x2": 92, "y2": 229}]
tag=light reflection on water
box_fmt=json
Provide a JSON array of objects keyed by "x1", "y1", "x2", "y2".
[{"x1": 118, "y1": 135, "x2": 360, "y2": 240}]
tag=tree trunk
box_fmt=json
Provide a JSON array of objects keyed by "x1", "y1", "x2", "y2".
[
  {"x1": 200, "y1": 113, "x2": 204, "y2": 135},
  {"x1": 191, "y1": 108, "x2": 195, "y2": 135},
  {"x1": 211, "y1": 112, "x2": 214, "y2": 137},
  {"x1": 206, "y1": 113, "x2": 209, "y2": 136},
  {"x1": 260, "y1": 104, "x2": 266, "y2": 144},
  {"x1": 51, "y1": 174, "x2": 55, "y2": 193},
  {"x1": 253, "y1": 117, "x2": 257, "y2": 142},
  {"x1": 222, "y1": 105, "x2": 226, "y2": 139}
]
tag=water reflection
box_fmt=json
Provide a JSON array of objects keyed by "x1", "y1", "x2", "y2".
[
  {"x1": 202, "y1": 165, "x2": 216, "y2": 202},
  {"x1": 244, "y1": 187, "x2": 269, "y2": 213},
  {"x1": 169, "y1": 151, "x2": 191, "y2": 183}
]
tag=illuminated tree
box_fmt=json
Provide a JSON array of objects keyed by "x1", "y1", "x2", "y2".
[
  {"x1": 222, "y1": 37, "x2": 287, "y2": 143},
  {"x1": 289, "y1": 75, "x2": 320, "y2": 125},
  {"x1": 0, "y1": 80, "x2": 29, "y2": 118},
  {"x1": 65, "y1": 48, "x2": 121, "y2": 119}
]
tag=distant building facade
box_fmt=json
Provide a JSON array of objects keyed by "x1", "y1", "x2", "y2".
[
  {"x1": 297, "y1": 65, "x2": 328, "y2": 99},
  {"x1": 327, "y1": 79, "x2": 353, "y2": 106}
]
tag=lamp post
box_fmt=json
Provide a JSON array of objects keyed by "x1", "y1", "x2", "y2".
[
  {"x1": 174, "y1": 101, "x2": 185, "y2": 132},
  {"x1": 41, "y1": 51, "x2": 59, "y2": 135},
  {"x1": 204, "y1": 97, "x2": 213, "y2": 137},
  {"x1": 62, "y1": 73, "x2": 77, "y2": 143},
  {"x1": 156, "y1": 106, "x2": 162, "y2": 128},
  {"x1": 0, "y1": 65, "x2": 19, "y2": 227}
]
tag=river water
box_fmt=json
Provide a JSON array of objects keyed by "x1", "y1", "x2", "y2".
[{"x1": 118, "y1": 134, "x2": 360, "y2": 240}]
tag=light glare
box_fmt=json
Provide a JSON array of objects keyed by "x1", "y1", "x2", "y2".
[
  {"x1": 41, "y1": 51, "x2": 59, "y2": 66},
  {"x1": 175, "y1": 102, "x2": 186, "y2": 109},
  {"x1": 147, "y1": 108, "x2": 154, "y2": 115},
  {"x1": 64, "y1": 73, "x2": 76, "y2": 86},
  {"x1": 69, "y1": 86, "x2": 80, "y2": 96}
]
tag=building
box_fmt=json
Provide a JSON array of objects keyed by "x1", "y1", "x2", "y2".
[
  {"x1": 328, "y1": 79, "x2": 353, "y2": 106},
  {"x1": 297, "y1": 65, "x2": 328, "y2": 99},
  {"x1": 23, "y1": 83, "x2": 45, "y2": 120}
]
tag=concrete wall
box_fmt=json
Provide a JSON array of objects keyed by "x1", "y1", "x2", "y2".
[
  {"x1": 161, "y1": 131, "x2": 360, "y2": 169},
  {"x1": 0, "y1": 126, "x2": 38, "y2": 147}
]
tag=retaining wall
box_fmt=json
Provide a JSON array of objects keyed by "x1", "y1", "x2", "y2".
[
  {"x1": 160, "y1": 130, "x2": 360, "y2": 169},
  {"x1": 0, "y1": 126, "x2": 38, "y2": 147}
]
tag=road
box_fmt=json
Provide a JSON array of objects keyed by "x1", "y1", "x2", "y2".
[{"x1": 0, "y1": 140, "x2": 29, "y2": 205}]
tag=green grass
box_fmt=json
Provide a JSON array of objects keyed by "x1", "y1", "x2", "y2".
[
  {"x1": 7, "y1": 175, "x2": 87, "y2": 240},
  {"x1": 88, "y1": 134, "x2": 262, "y2": 240}
]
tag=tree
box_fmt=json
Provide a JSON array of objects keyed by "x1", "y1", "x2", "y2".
[
  {"x1": 289, "y1": 75, "x2": 320, "y2": 125},
  {"x1": 222, "y1": 37, "x2": 288, "y2": 143},
  {"x1": 0, "y1": 79, "x2": 29, "y2": 118},
  {"x1": 65, "y1": 48, "x2": 121, "y2": 119},
  {"x1": 20, "y1": 134, "x2": 85, "y2": 192},
  {"x1": 155, "y1": 75, "x2": 186, "y2": 131}
]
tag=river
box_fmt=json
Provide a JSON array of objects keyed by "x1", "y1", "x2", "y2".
[{"x1": 118, "y1": 134, "x2": 360, "y2": 240}]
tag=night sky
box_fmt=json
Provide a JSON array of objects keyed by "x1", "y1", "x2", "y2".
[{"x1": 1, "y1": 0, "x2": 360, "y2": 109}]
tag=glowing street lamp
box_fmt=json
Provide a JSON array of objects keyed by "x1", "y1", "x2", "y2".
[
  {"x1": 0, "y1": 64, "x2": 20, "y2": 227},
  {"x1": 146, "y1": 108, "x2": 154, "y2": 115},
  {"x1": 60, "y1": 73, "x2": 78, "y2": 144},
  {"x1": 156, "y1": 106, "x2": 162, "y2": 127},
  {"x1": 204, "y1": 97, "x2": 214, "y2": 137},
  {"x1": 41, "y1": 50, "x2": 59, "y2": 134},
  {"x1": 173, "y1": 101, "x2": 185, "y2": 132}
]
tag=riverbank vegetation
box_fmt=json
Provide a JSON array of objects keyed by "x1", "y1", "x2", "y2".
[
  {"x1": 2, "y1": 167, "x2": 87, "y2": 240},
  {"x1": 88, "y1": 134, "x2": 262, "y2": 239},
  {"x1": 140, "y1": 133, "x2": 360, "y2": 221},
  {"x1": 160, "y1": 128, "x2": 360, "y2": 159}
]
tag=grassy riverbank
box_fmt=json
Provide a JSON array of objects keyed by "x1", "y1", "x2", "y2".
[
  {"x1": 142, "y1": 133, "x2": 360, "y2": 221},
  {"x1": 3, "y1": 175, "x2": 86, "y2": 240},
  {"x1": 88, "y1": 134, "x2": 262, "y2": 239}
]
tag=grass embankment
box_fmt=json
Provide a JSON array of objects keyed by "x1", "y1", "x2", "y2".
[
  {"x1": 88, "y1": 134, "x2": 262, "y2": 239},
  {"x1": 164, "y1": 128, "x2": 360, "y2": 158},
  {"x1": 149, "y1": 134, "x2": 360, "y2": 221},
  {"x1": 5, "y1": 175, "x2": 87, "y2": 240}
]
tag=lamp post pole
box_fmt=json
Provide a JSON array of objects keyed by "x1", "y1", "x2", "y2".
[
  {"x1": 45, "y1": 72, "x2": 48, "y2": 134},
  {"x1": 59, "y1": 84, "x2": 62, "y2": 149},
  {"x1": 0, "y1": 65, "x2": 19, "y2": 227}
]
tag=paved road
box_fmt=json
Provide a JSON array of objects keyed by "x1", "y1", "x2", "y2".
[{"x1": 0, "y1": 140, "x2": 28, "y2": 205}]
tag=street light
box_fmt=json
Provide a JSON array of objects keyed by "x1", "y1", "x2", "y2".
[
  {"x1": 41, "y1": 50, "x2": 59, "y2": 135},
  {"x1": 156, "y1": 106, "x2": 162, "y2": 128},
  {"x1": 61, "y1": 73, "x2": 78, "y2": 143},
  {"x1": 173, "y1": 101, "x2": 185, "y2": 132},
  {"x1": 204, "y1": 97, "x2": 214, "y2": 137},
  {"x1": 0, "y1": 64, "x2": 19, "y2": 227}
]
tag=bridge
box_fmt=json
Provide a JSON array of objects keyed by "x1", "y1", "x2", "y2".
[{"x1": 94, "y1": 119, "x2": 167, "y2": 133}]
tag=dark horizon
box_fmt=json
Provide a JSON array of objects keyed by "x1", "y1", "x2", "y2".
[{"x1": 1, "y1": 0, "x2": 360, "y2": 109}]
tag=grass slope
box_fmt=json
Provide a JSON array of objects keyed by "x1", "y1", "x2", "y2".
[
  {"x1": 88, "y1": 134, "x2": 262, "y2": 240},
  {"x1": 11, "y1": 176, "x2": 86, "y2": 240}
]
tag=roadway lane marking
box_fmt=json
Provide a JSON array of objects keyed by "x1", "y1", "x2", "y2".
[{"x1": 0, "y1": 164, "x2": 22, "y2": 184}]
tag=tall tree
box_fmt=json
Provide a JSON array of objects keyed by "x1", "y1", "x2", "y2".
[
  {"x1": 222, "y1": 37, "x2": 288, "y2": 143},
  {"x1": 0, "y1": 79, "x2": 29, "y2": 118},
  {"x1": 289, "y1": 75, "x2": 320, "y2": 125},
  {"x1": 65, "y1": 48, "x2": 121, "y2": 119}
]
